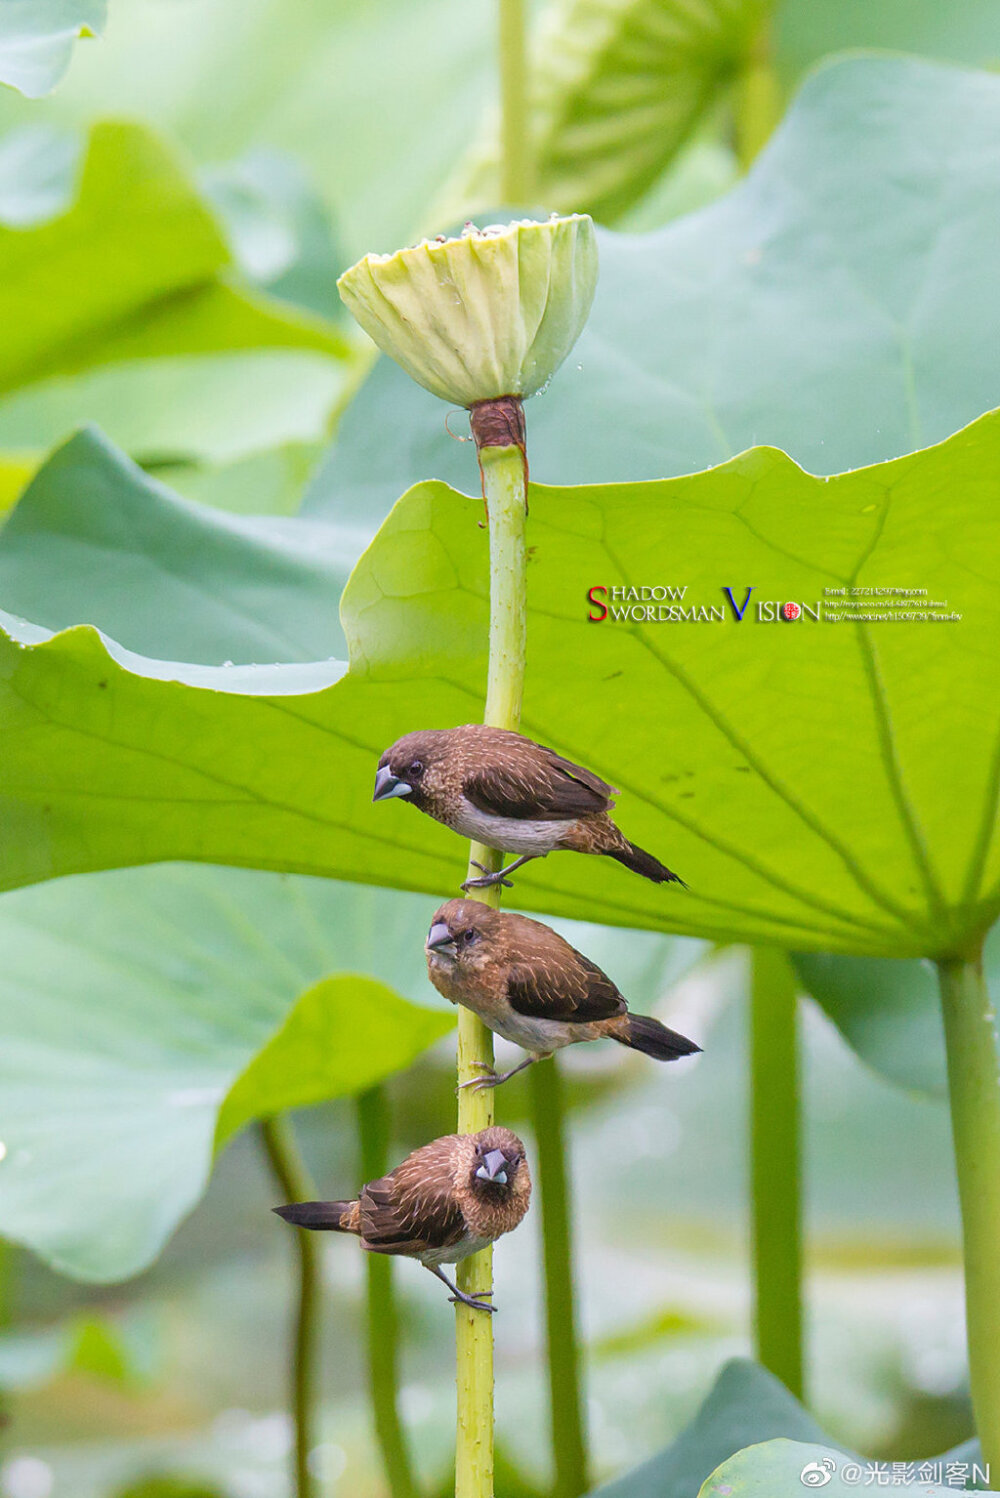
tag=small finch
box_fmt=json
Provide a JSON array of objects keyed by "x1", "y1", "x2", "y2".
[
  {"x1": 373, "y1": 724, "x2": 684, "y2": 891},
  {"x1": 273, "y1": 1127, "x2": 530, "y2": 1312},
  {"x1": 426, "y1": 899, "x2": 701, "y2": 1089}
]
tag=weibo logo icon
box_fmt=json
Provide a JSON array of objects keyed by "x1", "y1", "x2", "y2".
[{"x1": 799, "y1": 1457, "x2": 836, "y2": 1487}]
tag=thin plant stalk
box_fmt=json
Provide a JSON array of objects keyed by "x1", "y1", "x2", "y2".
[
  {"x1": 495, "y1": 13, "x2": 590, "y2": 1492},
  {"x1": 938, "y1": 950, "x2": 1000, "y2": 1475},
  {"x1": 260, "y1": 1114, "x2": 321, "y2": 1498},
  {"x1": 749, "y1": 947, "x2": 804, "y2": 1400},
  {"x1": 498, "y1": 0, "x2": 531, "y2": 203},
  {"x1": 455, "y1": 436, "x2": 527, "y2": 1498},
  {"x1": 356, "y1": 1086, "x2": 421, "y2": 1498},
  {"x1": 734, "y1": 11, "x2": 780, "y2": 169},
  {"x1": 0, "y1": 1241, "x2": 9, "y2": 1442},
  {"x1": 528, "y1": 1058, "x2": 589, "y2": 1497}
]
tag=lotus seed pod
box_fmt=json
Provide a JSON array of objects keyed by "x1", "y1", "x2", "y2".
[{"x1": 337, "y1": 214, "x2": 598, "y2": 408}]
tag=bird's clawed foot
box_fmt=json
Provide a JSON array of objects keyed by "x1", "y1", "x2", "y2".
[
  {"x1": 461, "y1": 861, "x2": 513, "y2": 892},
  {"x1": 456, "y1": 1062, "x2": 502, "y2": 1093},
  {"x1": 449, "y1": 1290, "x2": 497, "y2": 1314}
]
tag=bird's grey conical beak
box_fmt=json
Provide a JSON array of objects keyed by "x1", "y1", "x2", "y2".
[
  {"x1": 373, "y1": 765, "x2": 411, "y2": 802},
  {"x1": 476, "y1": 1149, "x2": 508, "y2": 1184},
  {"x1": 426, "y1": 922, "x2": 457, "y2": 955}
]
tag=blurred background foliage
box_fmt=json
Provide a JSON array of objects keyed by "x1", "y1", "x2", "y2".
[{"x1": 1, "y1": 1, "x2": 1000, "y2": 1496}]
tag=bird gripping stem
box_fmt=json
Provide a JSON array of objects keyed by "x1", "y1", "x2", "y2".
[{"x1": 455, "y1": 399, "x2": 529, "y2": 1498}]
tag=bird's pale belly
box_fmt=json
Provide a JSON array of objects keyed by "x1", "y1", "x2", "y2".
[
  {"x1": 452, "y1": 800, "x2": 570, "y2": 855},
  {"x1": 489, "y1": 1009, "x2": 580, "y2": 1056},
  {"x1": 420, "y1": 1232, "x2": 492, "y2": 1268}
]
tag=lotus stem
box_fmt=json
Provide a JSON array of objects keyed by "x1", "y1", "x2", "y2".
[
  {"x1": 528, "y1": 1057, "x2": 589, "y2": 1497},
  {"x1": 260, "y1": 1114, "x2": 321, "y2": 1498},
  {"x1": 734, "y1": 12, "x2": 780, "y2": 169},
  {"x1": 498, "y1": 0, "x2": 531, "y2": 203},
  {"x1": 749, "y1": 947, "x2": 805, "y2": 1401},
  {"x1": 938, "y1": 950, "x2": 1000, "y2": 1474},
  {"x1": 357, "y1": 1086, "x2": 421, "y2": 1498},
  {"x1": 455, "y1": 425, "x2": 528, "y2": 1498}
]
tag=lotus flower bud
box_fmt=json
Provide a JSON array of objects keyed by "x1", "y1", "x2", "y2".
[{"x1": 337, "y1": 214, "x2": 598, "y2": 410}]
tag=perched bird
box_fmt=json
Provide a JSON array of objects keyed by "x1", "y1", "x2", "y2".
[
  {"x1": 373, "y1": 724, "x2": 683, "y2": 890},
  {"x1": 426, "y1": 899, "x2": 701, "y2": 1088},
  {"x1": 273, "y1": 1127, "x2": 530, "y2": 1312}
]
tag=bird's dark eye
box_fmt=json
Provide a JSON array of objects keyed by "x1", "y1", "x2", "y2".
[
  {"x1": 408, "y1": 759, "x2": 424, "y2": 778},
  {"x1": 461, "y1": 929, "x2": 478, "y2": 946}
]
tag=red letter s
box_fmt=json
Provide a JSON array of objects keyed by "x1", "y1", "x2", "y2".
[{"x1": 587, "y1": 585, "x2": 607, "y2": 623}]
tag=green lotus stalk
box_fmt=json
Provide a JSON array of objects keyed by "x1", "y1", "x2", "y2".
[
  {"x1": 749, "y1": 947, "x2": 804, "y2": 1401},
  {"x1": 339, "y1": 214, "x2": 597, "y2": 1498},
  {"x1": 528, "y1": 1059, "x2": 589, "y2": 1497},
  {"x1": 260, "y1": 1115, "x2": 320, "y2": 1498},
  {"x1": 734, "y1": 10, "x2": 780, "y2": 168},
  {"x1": 499, "y1": 0, "x2": 531, "y2": 203},
  {"x1": 357, "y1": 1086, "x2": 420, "y2": 1498},
  {"x1": 453, "y1": 427, "x2": 527, "y2": 1498},
  {"x1": 938, "y1": 951, "x2": 1000, "y2": 1475}
]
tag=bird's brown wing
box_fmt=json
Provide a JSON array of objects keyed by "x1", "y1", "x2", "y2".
[
  {"x1": 507, "y1": 951, "x2": 627, "y2": 1023},
  {"x1": 463, "y1": 739, "x2": 614, "y2": 821},
  {"x1": 359, "y1": 1142, "x2": 466, "y2": 1256}
]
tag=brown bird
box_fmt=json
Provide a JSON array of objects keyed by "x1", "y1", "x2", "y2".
[
  {"x1": 273, "y1": 1127, "x2": 530, "y2": 1312},
  {"x1": 373, "y1": 724, "x2": 683, "y2": 891},
  {"x1": 426, "y1": 899, "x2": 701, "y2": 1088}
]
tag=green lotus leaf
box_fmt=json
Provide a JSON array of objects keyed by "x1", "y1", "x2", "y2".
[
  {"x1": 0, "y1": 117, "x2": 349, "y2": 472},
  {"x1": 591, "y1": 1359, "x2": 843, "y2": 1498},
  {"x1": 793, "y1": 922, "x2": 1000, "y2": 1098},
  {"x1": 0, "y1": 0, "x2": 105, "y2": 98},
  {"x1": 699, "y1": 1439, "x2": 996, "y2": 1497},
  {"x1": 1, "y1": 409, "x2": 998, "y2": 959},
  {"x1": 0, "y1": 428, "x2": 357, "y2": 663},
  {"x1": 0, "y1": 833, "x2": 688, "y2": 1282},
  {"x1": 0, "y1": 864, "x2": 453, "y2": 1282}
]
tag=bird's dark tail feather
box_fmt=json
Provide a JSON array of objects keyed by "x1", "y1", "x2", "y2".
[
  {"x1": 620, "y1": 1013, "x2": 701, "y2": 1062},
  {"x1": 273, "y1": 1200, "x2": 357, "y2": 1233},
  {"x1": 608, "y1": 839, "x2": 686, "y2": 886}
]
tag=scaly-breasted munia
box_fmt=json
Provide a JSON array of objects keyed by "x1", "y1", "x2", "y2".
[
  {"x1": 372, "y1": 725, "x2": 683, "y2": 891},
  {"x1": 425, "y1": 899, "x2": 701, "y2": 1088},
  {"x1": 273, "y1": 1127, "x2": 530, "y2": 1312}
]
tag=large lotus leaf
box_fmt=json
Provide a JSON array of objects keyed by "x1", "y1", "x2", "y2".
[
  {"x1": 200, "y1": 147, "x2": 345, "y2": 322},
  {"x1": 0, "y1": 429, "x2": 359, "y2": 663},
  {"x1": 152, "y1": 442, "x2": 325, "y2": 519},
  {"x1": 0, "y1": 351, "x2": 345, "y2": 469},
  {"x1": 589, "y1": 1358, "x2": 988, "y2": 1497},
  {"x1": 0, "y1": 852, "x2": 692, "y2": 1282},
  {"x1": 793, "y1": 924, "x2": 1000, "y2": 1099},
  {"x1": 1, "y1": 410, "x2": 998, "y2": 958},
  {"x1": 0, "y1": 131, "x2": 346, "y2": 468},
  {"x1": 0, "y1": 123, "x2": 78, "y2": 227},
  {"x1": 307, "y1": 57, "x2": 1000, "y2": 531},
  {"x1": 0, "y1": 0, "x2": 104, "y2": 98},
  {"x1": 214, "y1": 973, "x2": 449, "y2": 1147},
  {"x1": 776, "y1": 0, "x2": 1000, "y2": 82},
  {"x1": 0, "y1": 0, "x2": 493, "y2": 264},
  {"x1": 795, "y1": 952, "x2": 949, "y2": 1099},
  {"x1": 590, "y1": 1359, "x2": 839, "y2": 1498},
  {"x1": 699, "y1": 1440, "x2": 996, "y2": 1497},
  {"x1": 0, "y1": 119, "x2": 347, "y2": 402},
  {"x1": 0, "y1": 863, "x2": 454, "y2": 1281}
]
